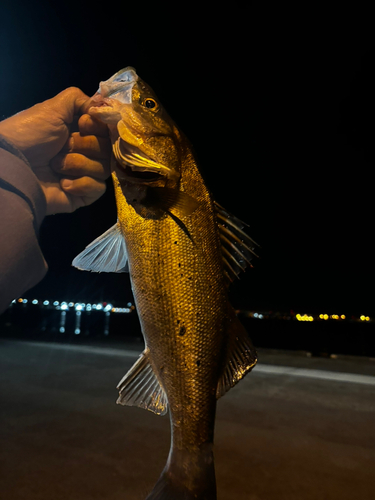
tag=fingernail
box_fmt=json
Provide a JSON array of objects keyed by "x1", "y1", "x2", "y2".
[{"x1": 61, "y1": 179, "x2": 73, "y2": 188}]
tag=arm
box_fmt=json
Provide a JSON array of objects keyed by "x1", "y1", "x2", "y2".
[
  {"x1": 0, "y1": 138, "x2": 47, "y2": 312},
  {"x1": 0, "y1": 88, "x2": 111, "y2": 313}
]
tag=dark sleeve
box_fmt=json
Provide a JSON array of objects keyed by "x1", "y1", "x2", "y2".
[{"x1": 0, "y1": 135, "x2": 48, "y2": 314}]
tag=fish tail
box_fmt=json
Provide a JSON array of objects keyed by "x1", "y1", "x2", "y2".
[{"x1": 146, "y1": 443, "x2": 217, "y2": 500}]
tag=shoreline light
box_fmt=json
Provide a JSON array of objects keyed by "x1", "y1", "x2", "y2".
[{"x1": 296, "y1": 314, "x2": 314, "y2": 322}]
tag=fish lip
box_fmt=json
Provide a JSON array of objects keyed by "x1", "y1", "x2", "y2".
[{"x1": 113, "y1": 137, "x2": 179, "y2": 184}]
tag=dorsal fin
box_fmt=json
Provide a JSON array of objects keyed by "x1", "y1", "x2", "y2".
[
  {"x1": 72, "y1": 222, "x2": 128, "y2": 273},
  {"x1": 214, "y1": 202, "x2": 260, "y2": 284}
]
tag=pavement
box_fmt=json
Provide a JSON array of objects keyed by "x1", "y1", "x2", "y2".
[{"x1": 0, "y1": 338, "x2": 374, "y2": 500}]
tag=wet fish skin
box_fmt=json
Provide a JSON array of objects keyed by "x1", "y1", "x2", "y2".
[{"x1": 73, "y1": 67, "x2": 258, "y2": 500}]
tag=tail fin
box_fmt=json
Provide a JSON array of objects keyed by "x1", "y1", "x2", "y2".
[{"x1": 146, "y1": 444, "x2": 217, "y2": 500}]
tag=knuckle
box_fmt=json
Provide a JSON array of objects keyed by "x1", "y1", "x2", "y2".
[
  {"x1": 65, "y1": 86, "x2": 83, "y2": 95},
  {"x1": 69, "y1": 153, "x2": 87, "y2": 168},
  {"x1": 78, "y1": 113, "x2": 91, "y2": 130}
]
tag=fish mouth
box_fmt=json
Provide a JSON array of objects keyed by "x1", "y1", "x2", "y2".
[{"x1": 113, "y1": 138, "x2": 179, "y2": 184}]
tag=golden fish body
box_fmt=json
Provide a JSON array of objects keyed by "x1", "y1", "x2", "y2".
[
  {"x1": 73, "y1": 67, "x2": 258, "y2": 500},
  {"x1": 115, "y1": 155, "x2": 226, "y2": 431}
]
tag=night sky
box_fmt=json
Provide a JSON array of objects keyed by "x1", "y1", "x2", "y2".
[{"x1": 1, "y1": 3, "x2": 374, "y2": 315}]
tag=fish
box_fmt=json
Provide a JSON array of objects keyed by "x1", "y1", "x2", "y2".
[{"x1": 72, "y1": 67, "x2": 259, "y2": 500}]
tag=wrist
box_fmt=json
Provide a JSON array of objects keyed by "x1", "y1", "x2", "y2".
[
  {"x1": 0, "y1": 134, "x2": 31, "y2": 168},
  {"x1": 0, "y1": 137, "x2": 47, "y2": 227}
]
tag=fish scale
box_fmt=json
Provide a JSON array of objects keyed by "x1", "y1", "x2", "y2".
[
  {"x1": 72, "y1": 67, "x2": 258, "y2": 500},
  {"x1": 113, "y1": 160, "x2": 228, "y2": 453}
]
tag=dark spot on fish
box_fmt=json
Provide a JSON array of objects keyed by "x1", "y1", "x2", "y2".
[
  {"x1": 179, "y1": 325, "x2": 186, "y2": 336},
  {"x1": 174, "y1": 241, "x2": 177, "y2": 244},
  {"x1": 188, "y1": 276, "x2": 192, "y2": 280},
  {"x1": 178, "y1": 263, "x2": 181, "y2": 267},
  {"x1": 177, "y1": 319, "x2": 180, "y2": 324},
  {"x1": 196, "y1": 360, "x2": 201, "y2": 367},
  {"x1": 180, "y1": 274, "x2": 183, "y2": 277}
]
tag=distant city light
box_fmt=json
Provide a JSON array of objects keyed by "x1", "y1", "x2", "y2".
[
  {"x1": 296, "y1": 314, "x2": 314, "y2": 322},
  {"x1": 111, "y1": 307, "x2": 131, "y2": 313},
  {"x1": 360, "y1": 315, "x2": 370, "y2": 322},
  {"x1": 7, "y1": 300, "x2": 374, "y2": 333}
]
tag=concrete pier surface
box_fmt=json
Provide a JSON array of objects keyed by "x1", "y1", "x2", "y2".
[{"x1": 0, "y1": 338, "x2": 374, "y2": 500}]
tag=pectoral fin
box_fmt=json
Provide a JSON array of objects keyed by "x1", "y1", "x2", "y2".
[
  {"x1": 72, "y1": 222, "x2": 128, "y2": 273},
  {"x1": 216, "y1": 314, "x2": 258, "y2": 398},
  {"x1": 117, "y1": 348, "x2": 168, "y2": 416},
  {"x1": 144, "y1": 187, "x2": 199, "y2": 218}
]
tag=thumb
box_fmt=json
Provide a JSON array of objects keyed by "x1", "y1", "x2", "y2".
[{"x1": 47, "y1": 87, "x2": 91, "y2": 124}]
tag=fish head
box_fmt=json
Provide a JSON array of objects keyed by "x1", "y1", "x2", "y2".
[{"x1": 89, "y1": 67, "x2": 182, "y2": 188}]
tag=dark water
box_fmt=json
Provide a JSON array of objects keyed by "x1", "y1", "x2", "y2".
[
  {"x1": 1, "y1": 305, "x2": 374, "y2": 357},
  {"x1": 239, "y1": 314, "x2": 375, "y2": 357}
]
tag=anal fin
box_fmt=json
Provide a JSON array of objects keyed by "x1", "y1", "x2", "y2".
[
  {"x1": 217, "y1": 314, "x2": 258, "y2": 398},
  {"x1": 117, "y1": 348, "x2": 168, "y2": 416}
]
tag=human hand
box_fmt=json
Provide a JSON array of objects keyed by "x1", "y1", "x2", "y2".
[{"x1": 0, "y1": 87, "x2": 111, "y2": 215}]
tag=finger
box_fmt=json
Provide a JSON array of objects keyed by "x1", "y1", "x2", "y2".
[
  {"x1": 78, "y1": 114, "x2": 109, "y2": 137},
  {"x1": 50, "y1": 153, "x2": 110, "y2": 180},
  {"x1": 47, "y1": 87, "x2": 91, "y2": 124},
  {"x1": 64, "y1": 132, "x2": 112, "y2": 159},
  {"x1": 60, "y1": 176, "x2": 106, "y2": 201}
]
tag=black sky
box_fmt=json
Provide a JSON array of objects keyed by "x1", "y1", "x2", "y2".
[{"x1": 1, "y1": 3, "x2": 374, "y2": 315}]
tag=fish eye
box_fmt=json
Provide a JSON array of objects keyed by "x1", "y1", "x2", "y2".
[{"x1": 143, "y1": 98, "x2": 158, "y2": 110}]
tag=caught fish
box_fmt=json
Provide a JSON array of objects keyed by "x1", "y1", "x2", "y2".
[{"x1": 73, "y1": 67, "x2": 259, "y2": 500}]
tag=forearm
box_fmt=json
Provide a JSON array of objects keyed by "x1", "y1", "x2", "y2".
[{"x1": 0, "y1": 136, "x2": 48, "y2": 314}]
